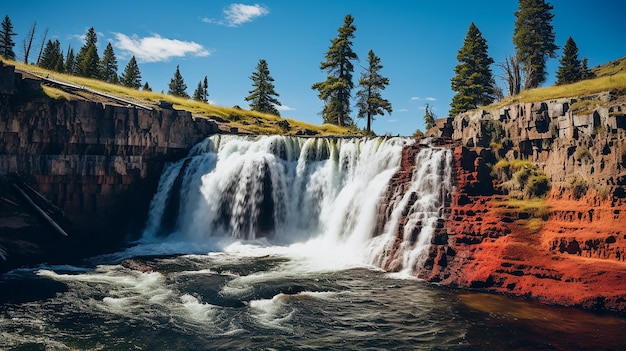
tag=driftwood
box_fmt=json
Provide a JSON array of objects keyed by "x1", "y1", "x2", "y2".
[{"x1": 12, "y1": 184, "x2": 68, "y2": 237}]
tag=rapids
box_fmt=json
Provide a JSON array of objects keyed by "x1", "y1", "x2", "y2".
[{"x1": 2, "y1": 135, "x2": 625, "y2": 350}]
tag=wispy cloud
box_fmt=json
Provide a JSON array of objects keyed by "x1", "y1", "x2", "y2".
[
  {"x1": 113, "y1": 33, "x2": 209, "y2": 63},
  {"x1": 396, "y1": 108, "x2": 409, "y2": 113},
  {"x1": 202, "y1": 3, "x2": 269, "y2": 27},
  {"x1": 410, "y1": 96, "x2": 437, "y2": 101},
  {"x1": 276, "y1": 104, "x2": 294, "y2": 111}
]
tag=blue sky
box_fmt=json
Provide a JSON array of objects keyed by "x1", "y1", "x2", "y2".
[{"x1": 3, "y1": 1, "x2": 625, "y2": 135}]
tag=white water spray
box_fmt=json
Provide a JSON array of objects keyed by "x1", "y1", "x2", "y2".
[{"x1": 142, "y1": 135, "x2": 452, "y2": 274}]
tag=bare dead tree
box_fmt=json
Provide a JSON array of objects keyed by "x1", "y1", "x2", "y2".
[
  {"x1": 522, "y1": 58, "x2": 537, "y2": 91},
  {"x1": 35, "y1": 27, "x2": 48, "y2": 65},
  {"x1": 22, "y1": 21, "x2": 36, "y2": 64},
  {"x1": 496, "y1": 54, "x2": 521, "y2": 96}
]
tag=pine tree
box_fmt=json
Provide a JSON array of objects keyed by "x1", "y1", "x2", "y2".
[
  {"x1": 555, "y1": 36, "x2": 582, "y2": 85},
  {"x1": 311, "y1": 14, "x2": 358, "y2": 126},
  {"x1": 75, "y1": 27, "x2": 100, "y2": 78},
  {"x1": 245, "y1": 59, "x2": 281, "y2": 115},
  {"x1": 99, "y1": 42, "x2": 118, "y2": 83},
  {"x1": 168, "y1": 64, "x2": 189, "y2": 98},
  {"x1": 142, "y1": 81, "x2": 152, "y2": 91},
  {"x1": 65, "y1": 47, "x2": 76, "y2": 74},
  {"x1": 192, "y1": 81, "x2": 204, "y2": 101},
  {"x1": 120, "y1": 56, "x2": 142, "y2": 88},
  {"x1": 580, "y1": 57, "x2": 595, "y2": 80},
  {"x1": 192, "y1": 76, "x2": 208, "y2": 102},
  {"x1": 424, "y1": 103, "x2": 437, "y2": 130},
  {"x1": 203, "y1": 76, "x2": 209, "y2": 99},
  {"x1": 450, "y1": 23, "x2": 495, "y2": 116},
  {"x1": 513, "y1": 0, "x2": 558, "y2": 89},
  {"x1": 0, "y1": 15, "x2": 17, "y2": 60},
  {"x1": 22, "y1": 21, "x2": 36, "y2": 64},
  {"x1": 355, "y1": 50, "x2": 392, "y2": 133},
  {"x1": 39, "y1": 39, "x2": 64, "y2": 72}
]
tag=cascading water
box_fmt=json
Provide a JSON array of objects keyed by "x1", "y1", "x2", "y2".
[
  {"x1": 142, "y1": 134, "x2": 452, "y2": 274},
  {"x1": 4, "y1": 136, "x2": 623, "y2": 351}
]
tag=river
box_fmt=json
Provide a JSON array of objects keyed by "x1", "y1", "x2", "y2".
[{"x1": 1, "y1": 135, "x2": 624, "y2": 350}]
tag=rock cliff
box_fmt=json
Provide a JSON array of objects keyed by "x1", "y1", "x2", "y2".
[
  {"x1": 0, "y1": 62, "x2": 217, "y2": 270},
  {"x1": 421, "y1": 93, "x2": 626, "y2": 314}
]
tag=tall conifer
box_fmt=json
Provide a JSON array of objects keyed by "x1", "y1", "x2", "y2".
[
  {"x1": 75, "y1": 27, "x2": 100, "y2": 78},
  {"x1": 168, "y1": 65, "x2": 189, "y2": 98},
  {"x1": 99, "y1": 42, "x2": 118, "y2": 83},
  {"x1": 120, "y1": 56, "x2": 142, "y2": 88},
  {"x1": 450, "y1": 23, "x2": 495, "y2": 116},
  {"x1": 513, "y1": 0, "x2": 558, "y2": 89},
  {"x1": 555, "y1": 37, "x2": 582, "y2": 85},
  {"x1": 355, "y1": 50, "x2": 392, "y2": 133},
  {"x1": 245, "y1": 59, "x2": 281, "y2": 115},
  {"x1": 312, "y1": 14, "x2": 358, "y2": 126},
  {"x1": 0, "y1": 15, "x2": 17, "y2": 60}
]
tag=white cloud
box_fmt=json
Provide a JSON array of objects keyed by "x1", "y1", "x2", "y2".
[
  {"x1": 113, "y1": 33, "x2": 209, "y2": 63},
  {"x1": 225, "y1": 3, "x2": 269, "y2": 26},
  {"x1": 276, "y1": 104, "x2": 294, "y2": 111},
  {"x1": 411, "y1": 96, "x2": 437, "y2": 101},
  {"x1": 203, "y1": 4, "x2": 269, "y2": 27},
  {"x1": 396, "y1": 108, "x2": 409, "y2": 113},
  {"x1": 388, "y1": 119, "x2": 398, "y2": 123}
]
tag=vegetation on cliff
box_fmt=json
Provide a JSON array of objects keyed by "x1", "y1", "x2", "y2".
[{"x1": 4, "y1": 59, "x2": 356, "y2": 136}]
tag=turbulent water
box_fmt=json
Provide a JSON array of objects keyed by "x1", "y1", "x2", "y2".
[{"x1": 1, "y1": 135, "x2": 625, "y2": 350}]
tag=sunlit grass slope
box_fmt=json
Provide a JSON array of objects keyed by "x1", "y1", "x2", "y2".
[{"x1": 7, "y1": 60, "x2": 359, "y2": 137}]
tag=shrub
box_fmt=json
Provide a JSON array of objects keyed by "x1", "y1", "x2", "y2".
[
  {"x1": 573, "y1": 145, "x2": 592, "y2": 163},
  {"x1": 567, "y1": 175, "x2": 588, "y2": 200},
  {"x1": 526, "y1": 173, "x2": 550, "y2": 198}
]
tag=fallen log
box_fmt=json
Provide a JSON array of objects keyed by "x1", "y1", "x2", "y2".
[{"x1": 12, "y1": 184, "x2": 68, "y2": 237}]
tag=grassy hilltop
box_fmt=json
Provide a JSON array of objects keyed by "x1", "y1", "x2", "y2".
[{"x1": 5, "y1": 59, "x2": 359, "y2": 137}]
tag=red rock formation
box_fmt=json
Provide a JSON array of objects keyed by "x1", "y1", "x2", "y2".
[{"x1": 421, "y1": 146, "x2": 626, "y2": 314}]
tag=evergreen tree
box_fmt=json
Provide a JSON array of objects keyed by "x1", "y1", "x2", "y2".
[
  {"x1": 65, "y1": 47, "x2": 76, "y2": 74},
  {"x1": 450, "y1": 23, "x2": 495, "y2": 116},
  {"x1": 245, "y1": 59, "x2": 281, "y2": 115},
  {"x1": 355, "y1": 50, "x2": 392, "y2": 133},
  {"x1": 555, "y1": 36, "x2": 582, "y2": 85},
  {"x1": 168, "y1": 64, "x2": 189, "y2": 98},
  {"x1": 203, "y1": 76, "x2": 209, "y2": 99},
  {"x1": 142, "y1": 81, "x2": 152, "y2": 91},
  {"x1": 75, "y1": 27, "x2": 100, "y2": 78},
  {"x1": 192, "y1": 81, "x2": 204, "y2": 101},
  {"x1": 424, "y1": 103, "x2": 437, "y2": 130},
  {"x1": 513, "y1": 0, "x2": 558, "y2": 89},
  {"x1": 99, "y1": 42, "x2": 118, "y2": 83},
  {"x1": 311, "y1": 14, "x2": 358, "y2": 127},
  {"x1": 0, "y1": 15, "x2": 17, "y2": 60},
  {"x1": 39, "y1": 39, "x2": 64, "y2": 72},
  {"x1": 580, "y1": 57, "x2": 595, "y2": 80},
  {"x1": 192, "y1": 76, "x2": 209, "y2": 102},
  {"x1": 120, "y1": 56, "x2": 142, "y2": 88}
]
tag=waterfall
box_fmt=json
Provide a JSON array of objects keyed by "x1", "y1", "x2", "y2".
[{"x1": 142, "y1": 135, "x2": 452, "y2": 274}]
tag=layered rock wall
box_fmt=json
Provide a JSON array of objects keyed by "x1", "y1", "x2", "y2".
[
  {"x1": 422, "y1": 93, "x2": 626, "y2": 313},
  {"x1": 0, "y1": 64, "x2": 217, "y2": 267}
]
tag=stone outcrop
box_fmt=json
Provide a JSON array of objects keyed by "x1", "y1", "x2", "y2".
[
  {"x1": 0, "y1": 63, "x2": 218, "y2": 271},
  {"x1": 421, "y1": 93, "x2": 626, "y2": 314}
]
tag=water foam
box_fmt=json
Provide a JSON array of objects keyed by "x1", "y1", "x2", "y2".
[{"x1": 141, "y1": 135, "x2": 452, "y2": 275}]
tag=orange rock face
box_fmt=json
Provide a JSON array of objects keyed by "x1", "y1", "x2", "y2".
[{"x1": 421, "y1": 146, "x2": 626, "y2": 314}]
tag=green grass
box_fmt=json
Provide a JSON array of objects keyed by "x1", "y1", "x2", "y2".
[
  {"x1": 494, "y1": 197, "x2": 550, "y2": 233},
  {"x1": 6, "y1": 60, "x2": 359, "y2": 137},
  {"x1": 489, "y1": 71, "x2": 626, "y2": 110},
  {"x1": 592, "y1": 56, "x2": 626, "y2": 77}
]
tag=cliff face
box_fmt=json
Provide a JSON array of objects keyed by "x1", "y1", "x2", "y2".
[
  {"x1": 0, "y1": 63, "x2": 217, "y2": 269},
  {"x1": 421, "y1": 94, "x2": 626, "y2": 313}
]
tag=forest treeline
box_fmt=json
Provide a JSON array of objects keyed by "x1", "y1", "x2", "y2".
[{"x1": 0, "y1": 1, "x2": 598, "y2": 135}]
